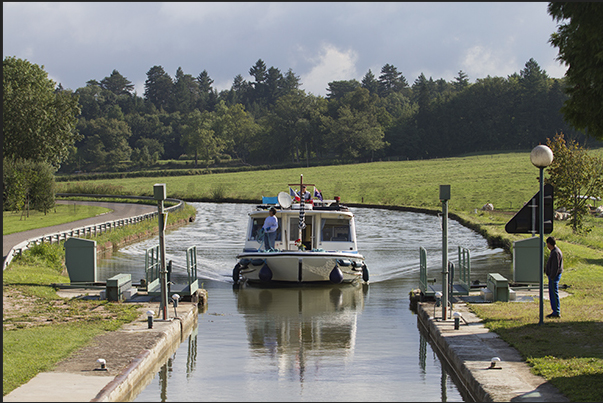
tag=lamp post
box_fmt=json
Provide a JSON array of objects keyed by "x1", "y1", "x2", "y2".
[{"x1": 530, "y1": 145, "x2": 553, "y2": 325}]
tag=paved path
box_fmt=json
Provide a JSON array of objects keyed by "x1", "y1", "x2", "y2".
[
  {"x1": 3, "y1": 200, "x2": 156, "y2": 260},
  {"x1": 417, "y1": 299, "x2": 569, "y2": 402}
]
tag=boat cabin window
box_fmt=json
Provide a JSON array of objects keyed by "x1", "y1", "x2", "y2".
[
  {"x1": 289, "y1": 217, "x2": 313, "y2": 249},
  {"x1": 249, "y1": 217, "x2": 282, "y2": 242},
  {"x1": 321, "y1": 218, "x2": 351, "y2": 242}
]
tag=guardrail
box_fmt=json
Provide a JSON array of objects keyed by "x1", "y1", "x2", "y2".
[{"x1": 3, "y1": 194, "x2": 185, "y2": 271}]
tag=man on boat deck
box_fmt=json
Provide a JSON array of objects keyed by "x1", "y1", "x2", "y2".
[
  {"x1": 300, "y1": 185, "x2": 312, "y2": 201},
  {"x1": 262, "y1": 207, "x2": 278, "y2": 250}
]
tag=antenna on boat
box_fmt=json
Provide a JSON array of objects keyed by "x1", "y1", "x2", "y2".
[{"x1": 288, "y1": 174, "x2": 315, "y2": 247}]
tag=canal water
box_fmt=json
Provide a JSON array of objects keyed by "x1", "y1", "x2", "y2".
[{"x1": 97, "y1": 203, "x2": 512, "y2": 402}]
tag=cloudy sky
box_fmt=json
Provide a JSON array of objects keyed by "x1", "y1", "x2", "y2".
[{"x1": 3, "y1": 2, "x2": 567, "y2": 97}]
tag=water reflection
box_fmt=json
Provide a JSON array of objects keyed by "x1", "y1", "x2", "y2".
[
  {"x1": 233, "y1": 284, "x2": 367, "y2": 382},
  {"x1": 155, "y1": 327, "x2": 198, "y2": 400}
]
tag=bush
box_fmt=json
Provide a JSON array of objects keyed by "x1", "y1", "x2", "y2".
[{"x1": 15, "y1": 243, "x2": 65, "y2": 274}]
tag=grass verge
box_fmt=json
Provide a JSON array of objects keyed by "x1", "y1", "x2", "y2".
[
  {"x1": 2, "y1": 203, "x2": 197, "y2": 396},
  {"x1": 469, "y1": 239, "x2": 603, "y2": 401},
  {"x1": 3, "y1": 203, "x2": 111, "y2": 235}
]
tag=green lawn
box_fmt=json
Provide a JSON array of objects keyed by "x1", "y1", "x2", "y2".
[
  {"x1": 3, "y1": 203, "x2": 111, "y2": 235},
  {"x1": 57, "y1": 151, "x2": 548, "y2": 212}
]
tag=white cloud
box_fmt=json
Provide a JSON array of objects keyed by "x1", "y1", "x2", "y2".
[
  {"x1": 301, "y1": 44, "x2": 359, "y2": 96},
  {"x1": 3, "y1": 2, "x2": 567, "y2": 94},
  {"x1": 461, "y1": 45, "x2": 517, "y2": 79},
  {"x1": 544, "y1": 61, "x2": 568, "y2": 79}
]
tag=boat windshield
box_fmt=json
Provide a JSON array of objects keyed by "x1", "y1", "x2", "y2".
[{"x1": 320, "y1": 218, "x2": 351, "y2": 242}]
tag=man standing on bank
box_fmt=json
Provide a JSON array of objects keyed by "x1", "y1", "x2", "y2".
[{"x1": 545, "y1": 236, "x2": 563, "y2": 318}]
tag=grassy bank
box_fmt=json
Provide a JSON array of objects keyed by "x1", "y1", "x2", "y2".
[
  {"x1": 2, "y1": 203, "x2": 197, "y2": 396},
  {"x1": 57, "y1": 152, "x2": 550, "y2": 212},
  {"x1": 3, "y1": 203, "x2": 111, "y2": 235}
]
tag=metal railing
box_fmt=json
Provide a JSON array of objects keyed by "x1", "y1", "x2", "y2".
[
  {"x1": 457, "y1": 246, "x2": 471, "y2": 293},
  {"x1": 3, "y1": 194, "x2": 185, "y2": 271}
]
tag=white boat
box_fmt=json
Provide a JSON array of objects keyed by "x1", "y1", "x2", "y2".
[{"x1": 233, "y1": 175, "x2": 369, "y2": 285}]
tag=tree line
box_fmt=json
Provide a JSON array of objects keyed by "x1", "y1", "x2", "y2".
[
  {"x1": 52, "y1": 57, "x2": 599, "y2": 174},
  {"x1": 4, "y1": 2, "x2": 602, "y2": 221}
]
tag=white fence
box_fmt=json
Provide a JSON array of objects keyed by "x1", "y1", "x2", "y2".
[{"x1": 3, "y1": 194, "x2": 184, "y2": 271}]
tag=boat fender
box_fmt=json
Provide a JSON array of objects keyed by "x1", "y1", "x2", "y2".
[
  {"x1": 259, "y1": 263, "x2": 273, "y2": 282},
  {"x1": 336, "y1": 259, "x2": 351, "y2": 266},
  {"x1": 251, "y1": 258, "x2": 265, "y2": 266},
  {"x1": 352, "y1": 261, "x2": 363, "y2": 268},
  {"x1": 362, "y1": 263, "x2": 370, "y2": 282},
  {"x1": 330, "y1": 266, "x2": 344, "y2": 284},
  {"x1": 233, "y1": 263, "x2": 242, "y2": 284},
  {"x1": 239, "y1": 258, "x2": 251, "y2": 266}
]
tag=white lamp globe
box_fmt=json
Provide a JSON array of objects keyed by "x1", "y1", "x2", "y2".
[{"x1": 530, "y1": 145, "x2": 554, "y2": 168}]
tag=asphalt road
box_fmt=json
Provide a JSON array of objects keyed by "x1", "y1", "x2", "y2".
[{"x1": 3, "y1": 200, "x2": 156, "y2": 260}]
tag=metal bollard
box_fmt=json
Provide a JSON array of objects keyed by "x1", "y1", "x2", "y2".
[
  {"x1": 172, "y1": 294, "x2": 180, "y2": 317},
  {"x1": 453, "y1": 311, "x2": 462, "y2": 330},
  {"x1": 147, "y1": 310, "x2": 154, "y2": 329}
]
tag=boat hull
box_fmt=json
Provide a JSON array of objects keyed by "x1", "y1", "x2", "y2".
[{"x1": 235, "y1": 252, "x2": 365, "y2": 284}]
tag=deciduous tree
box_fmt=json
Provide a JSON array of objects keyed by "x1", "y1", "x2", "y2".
[
  {"x1": 180, "y1": 110, "x2": 220, "y2": 167},
  {"x1": 546, "y1": 132, "x2": 603, "y2": 233},
  {"x1": 3, "y1": 56, "x2": 81, "y2": 169},
  {"x1": 548, "y1": 2, "x2": 603, "y2": 140}
]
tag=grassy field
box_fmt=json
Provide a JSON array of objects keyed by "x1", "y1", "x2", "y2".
[
  {"x1": 57, "y1": 151, "x2": 552, "y2": 212},
  {"x1": 3, "y1": 203, "x2": 111, "y2": 235},
  {"x1": 6, "y1": 148, "x2": 603, "y2": 400}
]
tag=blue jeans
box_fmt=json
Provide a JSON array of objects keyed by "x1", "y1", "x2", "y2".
[
  {"x1": 548, "y1": 273, "x2": 561, "y2": 315},
  {"x1": 263, "y1": 231, "x2": 276, "y2": 250}
]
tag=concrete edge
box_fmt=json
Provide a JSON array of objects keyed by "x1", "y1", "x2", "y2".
[
  {"x1": 91, "y1": 304, "x2": 198, "y2": 402},
  {"x1": 416, "y1": 303, "x2": 492, "y2": 402}
]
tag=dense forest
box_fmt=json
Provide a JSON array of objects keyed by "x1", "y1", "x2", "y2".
[{"x1": 57, "y1": 58, "x2": 599, "y2": 173}]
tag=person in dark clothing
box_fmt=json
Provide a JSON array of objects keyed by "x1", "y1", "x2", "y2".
[{"x1": 545, "y1": 236, "x2": 563, "y2": 318}]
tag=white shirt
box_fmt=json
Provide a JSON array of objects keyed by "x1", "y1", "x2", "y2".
[{"x1": 263, "y1": 215, "x2": 278, "y2": 233}]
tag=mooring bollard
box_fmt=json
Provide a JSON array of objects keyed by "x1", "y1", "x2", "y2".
[
  {"x1": 147, "y1": 310, "x2": 154, "y2": 329},
  {"x1": 172, "y1": 294, "x2": 180, "y2": 318},
  {"x1": 453, "y1": 311, "x2": 462, "y2": 330}
]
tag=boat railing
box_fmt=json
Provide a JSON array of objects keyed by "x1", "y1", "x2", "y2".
[{"x1": 256, "y1": 198, "x2": 348, "y2": 212}]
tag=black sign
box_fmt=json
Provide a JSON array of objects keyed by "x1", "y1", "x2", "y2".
[{"x1": 505, "y1": 184, "x2": 554, "y2": 234}]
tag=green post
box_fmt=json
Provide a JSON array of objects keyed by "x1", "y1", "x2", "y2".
[
  {"x1": 440, "y1": 185, "x2": 451, "y2": 321},
  {"x1": 154, "y1": 183, "x2": 169, "y2": 320}
]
